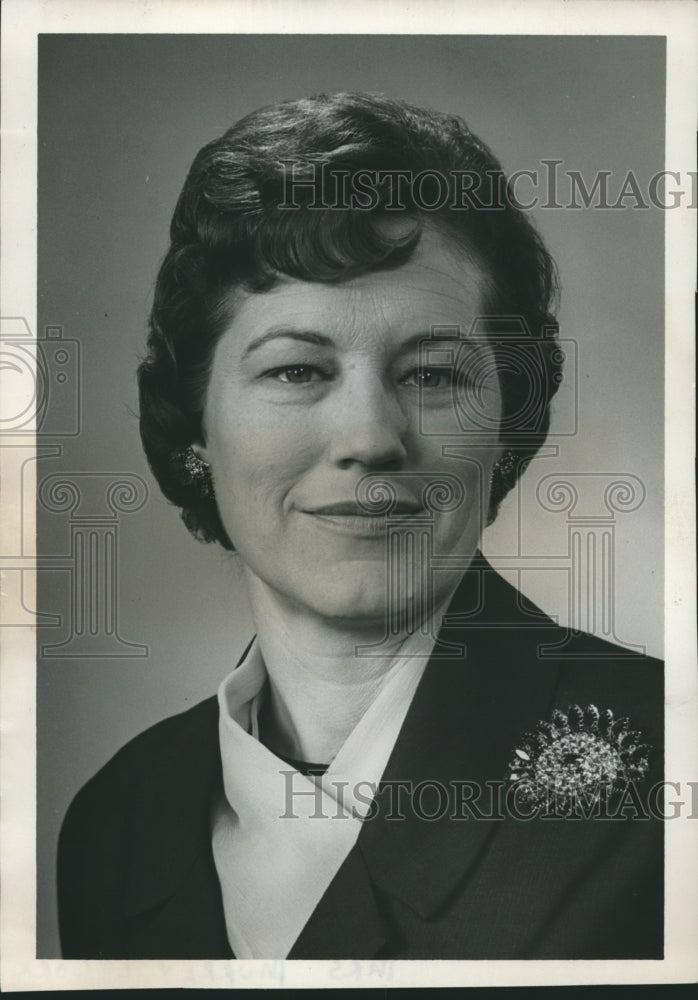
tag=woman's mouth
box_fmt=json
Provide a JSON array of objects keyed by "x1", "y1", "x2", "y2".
[{"x1": 301, "y1": 500, "x2": 426, "y2": 538}]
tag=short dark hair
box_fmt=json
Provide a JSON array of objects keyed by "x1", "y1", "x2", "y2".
[{"x1": 138, "y1": 92, "x2": 561, "y2": 549}]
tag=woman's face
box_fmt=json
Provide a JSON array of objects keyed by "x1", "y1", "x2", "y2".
[{"x1": 200, "y1": 226, "x2": 503, "y2": 626}]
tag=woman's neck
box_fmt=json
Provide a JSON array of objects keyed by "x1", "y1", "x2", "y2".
[{"x1": 243, "y1": 571, "x2": 459, "y2": 764}]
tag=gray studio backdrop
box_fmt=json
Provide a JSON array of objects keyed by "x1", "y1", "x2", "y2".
[{"x1": 37, "y1": 34, "x2": 665, "y2": 956}]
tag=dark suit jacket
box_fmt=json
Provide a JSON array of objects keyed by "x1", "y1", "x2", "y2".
[{"x1": 57, "y1": 557, "x2": 663, "y2": 959}]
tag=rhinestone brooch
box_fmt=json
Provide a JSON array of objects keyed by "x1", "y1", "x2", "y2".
[{"x1": 506, "y1": 704, "x2": 653, "y2": 816}]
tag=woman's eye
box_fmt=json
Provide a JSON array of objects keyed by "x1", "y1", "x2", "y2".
[
  {"x1": 403, "y1": 367, "x2": 454, "y2": 389},
  {"x1": 268, "y1": 365, "x2": 327, "y2": 384}
]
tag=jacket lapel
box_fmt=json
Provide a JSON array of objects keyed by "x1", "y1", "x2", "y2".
[
  {"x1": 287, "y1": 842, "x2": 388, "y2": 959},
  {"x1": 121, "y1": 696, "x2": 233, "y2": 958}
]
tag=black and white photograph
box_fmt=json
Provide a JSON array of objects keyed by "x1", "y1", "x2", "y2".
[{"x1": 1, "y1": 0, "x2": 696, "y2": 991}]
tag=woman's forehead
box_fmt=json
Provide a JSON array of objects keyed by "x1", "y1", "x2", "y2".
[{"x1": 223, "y1": 231, "x2": 487, "y2": 344}]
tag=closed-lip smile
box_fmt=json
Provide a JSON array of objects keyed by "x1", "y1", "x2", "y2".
[
  {"x1": 305, "y1": 500, "x2": 424, "y2": 516},
  {"x1": 300, "y1": 499, "x2": 425, "y2": 538}
]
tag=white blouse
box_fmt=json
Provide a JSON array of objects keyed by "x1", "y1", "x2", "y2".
[{"x1": 211, "y1": 633, "x2": 439, "y2": 959}]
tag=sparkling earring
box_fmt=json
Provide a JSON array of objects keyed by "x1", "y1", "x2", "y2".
[
  {"x1": 490, "y1": 449, "x2": 518, "y2": 493},
  {"x1": 174, "y1": 446, "x2": 215, "y2": 498}
]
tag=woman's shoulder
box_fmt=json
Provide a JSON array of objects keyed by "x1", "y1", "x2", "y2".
[
  {"x1": 469, "y1": 559, "x2": 663, "y2": 669},
  {"x1": 60, "y1": 694, "x2": 220, "y2": 835},
  {"x1": 465, "y1": 562, "x2": 664, "y2": 747},
  {"x1": 57, "y1": 694, "x2": 223, "y2": 958},
  {"x1": 509, "y1": 602, "x2": 665, "y2": 761}
]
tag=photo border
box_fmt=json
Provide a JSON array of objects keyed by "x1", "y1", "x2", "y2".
[{"x1": 1, "y1": 0, "x2": 696, "y2": 990}]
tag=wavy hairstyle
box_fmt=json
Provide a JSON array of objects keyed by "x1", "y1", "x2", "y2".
[{"x1": 138, "y1": 92, "x2": 561, "y2": 549}]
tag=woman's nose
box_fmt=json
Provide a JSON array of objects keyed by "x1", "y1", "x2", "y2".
[{"x1": 326, "y1": 374, "x2": 409, "y2": 470}]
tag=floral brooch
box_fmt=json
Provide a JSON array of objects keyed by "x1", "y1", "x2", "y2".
[{"x1": 506, "y1": 704, "x2": 652, "y2": 816}]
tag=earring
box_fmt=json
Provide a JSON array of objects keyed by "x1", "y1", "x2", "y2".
[
  {"x1": 490, "y1": 449, "x2": 518, "y2": 494},
  {"x1": 173, "y1": 446, "x2": 215, "y2": 498}
]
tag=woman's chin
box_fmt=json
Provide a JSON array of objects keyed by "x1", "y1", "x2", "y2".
[{"x1": 286, "y1": 574, "x2": 430, "y2": 630}]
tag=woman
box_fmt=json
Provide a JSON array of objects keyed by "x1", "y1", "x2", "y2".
[{"x1": 57, "y1": 93, "x2": 663, "y2": 960}]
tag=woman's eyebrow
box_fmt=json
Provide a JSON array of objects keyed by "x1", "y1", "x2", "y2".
[
  {"x1": 242, "y1": 327, "x2": 477, "y2": 359},
  {"x1": 242, "y1": 328, "x2": 334, "y2": 357}
]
